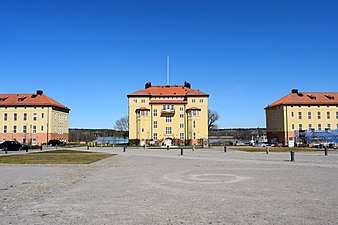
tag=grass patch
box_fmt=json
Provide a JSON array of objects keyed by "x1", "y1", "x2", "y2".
[
  {"x1": 0, "y1": 150, "x2": 115, "y2": 164},
  {"x1": 231, "y1": 147, "x2": 322, "y2": 152}
]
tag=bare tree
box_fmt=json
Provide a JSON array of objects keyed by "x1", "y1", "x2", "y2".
[
  {"x1": 208, "y1": 109, "x2": 220, "y2": 130},
  {"x1": 114, "y1": 116, "x2": 129, "y2": 131}
]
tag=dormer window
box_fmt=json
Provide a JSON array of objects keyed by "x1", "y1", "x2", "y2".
[
  {"x1": 0, "y1": 97, "x2": 8, "y2": 102},
  {"x1": 307, "y1": 95, "x2": 316, "y2": 100},
  {"x1": 325, "y1": 95, "x2": 334, "y2": 100},
  {"x1": 18, "y1": 97, "x2": 26, "y2": 102}
]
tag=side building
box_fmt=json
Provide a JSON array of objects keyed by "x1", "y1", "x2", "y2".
[
  {"x1": 128, "y1": 82, "x2": 209, "y2": 146},
  {"x1": 0, "y1": 90, "x2": 70, "y2": 145},
  {"x1": 265, "y1": 89, "x2": 338, "y2": 146}
]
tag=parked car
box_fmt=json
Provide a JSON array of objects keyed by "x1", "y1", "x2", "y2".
[
  {"x1": 261, "y1": 142, "x2": 271, "y2": 147},
  {"x1": 48, "y1": 140, "x2": 64, "y2": 146},
  {"x1": 0, "y1": 140, "x2": 28, "y2": 151}
]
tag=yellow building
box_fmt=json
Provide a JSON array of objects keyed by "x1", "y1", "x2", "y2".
[
  {"x1": 128, "y1": 82, "x2": 209, "y2": 146},
  {"x1": 0, "y1": 90, "x2": 70, "y2": 145},
  {"x1": 265, "y1": 89, "x2": 338, "y2": 146}
]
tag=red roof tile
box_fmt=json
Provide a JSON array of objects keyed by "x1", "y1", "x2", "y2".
[
  {"x1": 135, "y1": 107, "x2": 150, "y2": 111},
  {"x1": 128, "y1": 85, "x2": 209, "y2": 97},
  {"x1": 186, "y1": 107, "x2": 201, "y2": 111},
  {"x1": 149, "y1": 100, "x2": 187, "y2": 104},
  {"x1": 265, "y1": 91, "x2": 338, "y2": 109},
  {"x1": 0, "y1": 92, "x2": 70, "y2": 111}
]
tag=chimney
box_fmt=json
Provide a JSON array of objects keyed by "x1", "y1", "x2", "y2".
[
  {"x1": 36, "y1": 90, "x2": 43, "y2": 95},
  {"x1": 291, "y1": 89, "x2": 298, "y2": 94}
]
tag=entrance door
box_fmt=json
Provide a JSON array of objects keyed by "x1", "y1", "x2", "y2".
[
  {"x1": 165, "y1": 138, "x2": 172, "y2": 146},
  {"x1": 140, "y1": 139, "x2": 145, "y2": 146}
]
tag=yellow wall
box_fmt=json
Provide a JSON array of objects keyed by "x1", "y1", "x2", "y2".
[
  {"x1": 0, "y1": 106, "x2": 69, "y2": 144},
  {"x1": 128, "y1": 95, "x2": 208, "y2": 145},
  {"x1": 266, "y1": 105, "x2": 338, "y2": 145}
]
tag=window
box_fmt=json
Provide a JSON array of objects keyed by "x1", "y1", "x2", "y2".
[
  {"x1": 299, "y1": 124, "x2": 302, "y2": 130},
  {"x1": 4, "y1": 113, "x2": 7, "y2": 121},
  {"x1": 23, "y1": 126, "x2": 27, "y2": 134},
  {"x1": 337, "y1": 124, "x2": 338, "y2": 130},
  {"x1": 23, "y1": 113, "x2": 27, "y2": 121},
  {"x1": 327, "y1": 124, "x2": 331, "y2": 130},
  {"x1": 41, "y1": 125, "x2": 44, "y2": 131},
  {"x1": 193, "y1": 133, "x2": 196, "y2": 140},
  {"x1": 193, "y1": 120, "x2": 196, "y2": 128},
  {"x1": 180, "y1": 114, "x2": 184, "y2": 118},
  {"x1": 14, "y1": 113, "x2": 17, "y2": 121},
  {"x1": 165, "y1": 127, "x2": 172, "y2": 135},
  {"x1": 3, "y1": 126, "x2": 7, "y2": 134},
  {"x1": 180, "y1": 123, "x2": 184, "y2": 128},
  {"x1": 140, "y1": 111, "x2": 149, "y2": 116},
  {"x1": 141, "y1": 128, "x2": 144, "y2": 132},
  {"x1": 166, "y1": 115, "x2": 172, "y2": 122},
  {"x1": 33, "y1": 126, "x2": 36, "y2": 134},
  {"x1": 298, "y1": 112, "x2": 302, "y2": 119},
  {"x1": 13, "y1": 126, "x2": 17, "y2": 134},
  {"x1": 153, "y1": 133, "x2": 158, "y2": 140},
  {"x1": 54, "y1": 114, "x2": 57, "y2": 120},
  {"x1": 308, "y1": 112, "x2": 311, "y2": 119},
  {"x1": 291, "y1": 124, "x2": 295, "y2": 130},
  {"x1": 317, "y1": 112, "x2": 321, "y2": 119},
  {"x1": 42, "y1": 113, "x2": 44, "y2": 119},
  {"x1": 291, "y1": 112, "x2": 294, "y2": 117},
  {"x1": 33, "y1": 113, "x2": 37, "y2": 121},
  {"x1": 199, "y1": 99, "x2": 204, "y2": 103},
  {"x1": 308, "y1": 124, "x2": 312, "y2": 130},
  {"x1": 180, "y1": 133, "x2": 184, "y2": 140},
  {"x1": 318, "y1": 124, "x2": 322, "y2": 130},
  {"x1": 180, "y1": 107, "x2": 184, "y2": 112},
  {"x1": 133, "y1": 99, "x2": 137, "y2": 103},
  {"x1": 192, "y1": 99, "x2": 196, "y2": 103},
  {"x1": 141, "y1": 99, "x2": 146, "y2": 103},
  {"x1": 327, "y1": 112, "x2": 330, "y2": 119},
  {"x1": 153, "y1": 109, "x2": 157, "y2": 116},
  {"x1": 153, "y1": 121, "x2": 157, "y2": 129},
  {"x1": 336, "y1": 112, "x2": 338, "y2": 119}
]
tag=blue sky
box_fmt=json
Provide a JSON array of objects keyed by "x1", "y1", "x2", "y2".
[{"x1": 1, "y1": 0, "x2": 337, "y2": 129}]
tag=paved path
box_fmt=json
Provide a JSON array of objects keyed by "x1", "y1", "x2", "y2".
[{"x1": 1, "y1": 147, "x2": 337, "y2": 224}]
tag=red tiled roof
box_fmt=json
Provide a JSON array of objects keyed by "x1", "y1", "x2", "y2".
[
  {"x1": 149, "y1": 100, "x2": 187, "y2": 104},
  {"x1": 135, "y1": 107, "x2": 150, "y2": 111},
  {"x1": 186, "y1": 107, "x2": 201, "y2": 111},
  {"x1": 265, "y1": 91, "x2": 338, "y2": 109},
  {"x1": 128, "y1": 85, "x2": 209, "y2": 97},
  {"x1": 0, "y1": 92, "x2": 70, "y2": 111}
]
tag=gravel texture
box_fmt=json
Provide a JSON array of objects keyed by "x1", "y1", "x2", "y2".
[{"x1": 1, "y1": 147, "x2": 338, "y2": 225}]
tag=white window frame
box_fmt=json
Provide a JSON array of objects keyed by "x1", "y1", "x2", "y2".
[{"x1": 165, "y1": 127, "x2": 172, "y2": 135}]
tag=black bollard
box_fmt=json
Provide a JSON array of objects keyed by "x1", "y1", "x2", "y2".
[
  {"x1": 40, "y1": 145, "x2": 43, "y2": 151},
  {"x1": 192, "y1": 145, "x2": 195, "y2": 151},
  {"x1": 87, "y1": 145, "x2": 89, "y2": 150},
  {"x1": 224, "y1": 146, "x2": 227, "y2": 153},
  {"x1": 291, "y1": 151, "x2": 295, "y2": 162},
  {"x1": 56, "y1": 144, "x2": 58, "y2": 149},
  {"x1": 5, "y1": 148, "x2": 7, "y2": 154},
  {"x1": 143, "y1": 145, "x2": 146, "y2": 150},
  {"x1": 167, "y1": 145, "x2": 169, "y2": 151},
  {"x1": 181, "y1": 148, "x2": 183, "y2": 155},
  {"x1": 123, "y1": 146, "x2": 126, "y2": 152},
  {"x1": 266, "y1": 146, "x2": 269, "y2": 154},
  {"x1": 324, "y1": 146, "x2": 328, "y2": 156},
  {"x1": 26, "y1": 148, "x2": 28, "y2": 152}
]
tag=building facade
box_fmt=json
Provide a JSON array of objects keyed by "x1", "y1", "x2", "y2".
[
  {"x1": 0, "y1": 90, "x2": 70, "y2": 145},
  {"x1": 128, "y1": 82, "x2": 209, "y2": 146},
  {"x1": 265, "y1": 89, "x2": 338, "y2": 146}
]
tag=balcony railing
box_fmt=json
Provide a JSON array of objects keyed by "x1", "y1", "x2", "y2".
[{"x1": 161, "y1": 109, "x2": 175, "y2": 114}]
